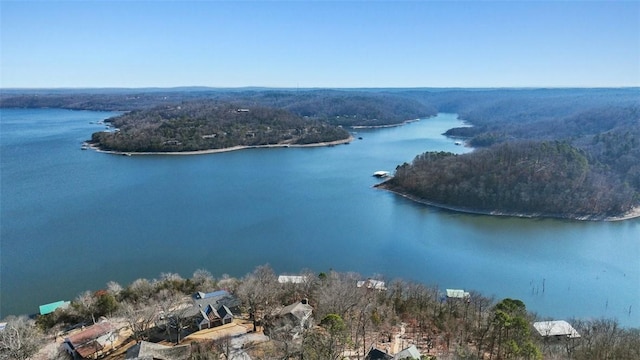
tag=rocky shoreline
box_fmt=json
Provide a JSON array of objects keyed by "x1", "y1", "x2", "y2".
[
  {"x1": 375, "y1": 182, "x2": 640, "y2": 222},
  {"x1": 88, "y1": 135, "x2": 354, "y2": 156}
]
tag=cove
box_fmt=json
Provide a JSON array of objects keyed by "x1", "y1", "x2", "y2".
[{"x1": 1, "y1": 108, "x2": 638, "y2": 327}]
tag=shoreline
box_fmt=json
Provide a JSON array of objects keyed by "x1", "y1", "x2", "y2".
[
  {"x1": 350, "y1": 117, "x2": 425, "y2": 129},
  {"x1": 89, "y1": 135, "x2": 354, "y2": 156},
  {"x1": 376, "y1": 183, "x2": 640, "y2": 222}
]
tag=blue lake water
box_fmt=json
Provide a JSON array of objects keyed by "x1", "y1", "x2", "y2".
[{"x1": 1, "y1": 108, "x2": 638, "y2": 327}]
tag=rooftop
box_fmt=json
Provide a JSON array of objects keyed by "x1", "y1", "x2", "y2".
[
  {"x1": 357, "y1": 279, "x2": 387, "y2": 290},
  {"x1": 126, "y1": 341, "x2": 191, "y2": 360},
  {"x1": 278, "y1": 275, "x2": 308, "y2": 284},
  {"x1": 533, "y1": 320, "x2": 580, "y2": 338},
  {"x1": 66, "y1": 321, "x2": 115, "y2": 358},
  {"x1": 194, "y1": 290, "x2": 229, "y2": 300},
  {"x1": 446, "y1": 289, "x2": 470, "y2": 299},
  {"x1": 39, "y1": 300, "x2": 70, "y2": 315}
]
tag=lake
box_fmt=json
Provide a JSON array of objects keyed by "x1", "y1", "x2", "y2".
[{"x1": 1, "y1": 108, "x2": 638, "y2": 327}]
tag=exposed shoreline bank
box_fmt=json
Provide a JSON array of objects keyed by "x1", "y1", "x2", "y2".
[
  {"x1": 375, "y1": 182, "x2": 640, "y2": 222},
  {"x1": 89, "y1": 135, "x2": 354, "y2": 156},
  {"x1": 350, "y1": 117, "x2": 424, "y2": 129}
]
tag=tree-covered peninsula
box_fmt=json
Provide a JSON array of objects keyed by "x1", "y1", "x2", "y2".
[
  {"x1": 371, "y1": 88, "x2": 640, "y2": 220},
  {"x1": 379, "y1": 141, "x2": 638, "y2": 219},
  {"x1": 90, "y1": 101, "x2": 352, "y2": 153}
]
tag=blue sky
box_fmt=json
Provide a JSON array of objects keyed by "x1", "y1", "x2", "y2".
[{"x1": 1, "y1": 1, "x2": 638, "y2": 88}]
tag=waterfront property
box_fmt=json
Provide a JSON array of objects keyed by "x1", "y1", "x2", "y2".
[
  {"x1": 191, "y1": 290, "x2": 240, "y2": 312},
  {"x1": 196, "y1": 304, "x2": 234, "y2": 331},
  {"x1": 266, "y1": 299, "x2": 314, "y2": 340},
  {"x1": 63, "y1": 320, "x2": 117, "y2": 359},
  {"x1": 185, "y1": 290, "x2": 241, "y2": 331}
]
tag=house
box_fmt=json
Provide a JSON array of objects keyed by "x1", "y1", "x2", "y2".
[
  {"x1": 39, "y1": 300, "x2": 70, "y2": 315},
  {"x1": 445, "y1": 289, "x2": 470, "y2": 300},
  {"x1": 392, "y1": 344, "x2": 422, "y2": 359},
  {"x1": 196, "y1": 304, "x2": 234, "y2": 330},
  {"x1": 194, "y1": 290, "x2": 226, "y2": 300},
  {"x1": 357, "y1": 279, "x2": 387, "y2": 291},
  {"x1": 533, "y1": 320, "x2": 580, "y2": 339},
  {"x1": 279, "y1": 300, "x2": 313, "y2": 326},
  {"x1": 365, "y1": 347, "x2": 392, "y2": 360},
  {"x1": 266, "y1": 300, "x2": 313, "y2": 340},
  {"x1": 185, "y1": 290, "x2": 241, "y2": 331},
  {"x1": 193, "y1": 290, "x2": 239, "y2": 306},
  {"x1": 125, "y1": 340, "x2": 191, "y2": 360},
  {"x1": 191, "y1": 290, "x2": 241, "y2": 312},
  {"x1": 277, "y1": 275, "x2": 308, "y2": 284},
  {"x1": 63, "y1": 320, "x2": 116, "y2": 359}
]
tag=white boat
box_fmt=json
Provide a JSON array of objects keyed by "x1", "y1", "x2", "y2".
[{"x1": 373, "y1": 171, "x2": 390, "y2": 178}]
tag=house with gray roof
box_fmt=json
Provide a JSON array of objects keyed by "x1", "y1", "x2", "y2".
[
  {"x1": 184, "y1": 290, "x2": 240, "y2": 318},
  {"x1": 196, "y1": 304, "x2": 234, "y2": 330},
  {"x1": 265, "y1": 300, "x2": 313, "y2": 340},
  {"x1": 125, "y1": 341, "x2": 190, "y2": 360},
  {"x1": 365, "y1": 347, "x2": 392, "y2": 360},
  {"x1": 393, "y1": 344, "x2": 421, "y2": 359}
]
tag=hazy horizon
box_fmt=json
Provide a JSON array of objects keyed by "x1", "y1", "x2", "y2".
[
  {"x1": 1, "y1": 1, "x2": 638, "y2": 89},
  {"x1": 2, "y1": 85, "x2": 639, "y2": 91}
]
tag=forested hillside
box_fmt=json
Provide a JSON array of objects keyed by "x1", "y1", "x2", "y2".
[
  {"x1": 380, "y1": 141, "x2": 637, "y2": 219},
  {"x1": 215, "y1": 90, "x2": 436, "y2": 126},
  {"x1": 0, "y1": 89, "x2": 434, "y2": 127},
  {"x1": 91, "y1": 101, "x2": 351, "y2": 152},
  {"x1": 380, "y1": 88, "x2": 640, "y2": 219}
]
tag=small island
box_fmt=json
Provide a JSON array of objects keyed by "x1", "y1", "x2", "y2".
[{"x1": 89, "y1": 101, "x2": 353, "y2": 153}]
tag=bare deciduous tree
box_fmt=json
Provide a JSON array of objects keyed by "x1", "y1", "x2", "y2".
[
  {"x1": 106, "y1": 281, "x2": 123, "y2": 297},
  {"x1": 73, "y1": 290, "x2": 98, "y2": 324},
  {"x1": 237, "y1": 264, "x2": 280, "y2": 331},
  {"x1": 192, "y1": 269, "x2": 216, "y2": 291},
  {"x1": 0, "y1": 316, "x2": 43, "y2": 360},
  {"x1": 119, "y1": 301, "x2": 158, "y2": 343}
]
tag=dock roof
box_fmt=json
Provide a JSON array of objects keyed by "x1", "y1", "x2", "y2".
[
  {"x1": 446, "y1": 289, "x2": 470, "y2": 299},
  {"x1": 278, "y1": 275, "x2": 308, "y2": 284},
  {"x1": 533, "y1": 320, "x2": 580, "y2": 338},
  {"x1": 39, "y1": 300, "x2": 70, "y2": 315}
]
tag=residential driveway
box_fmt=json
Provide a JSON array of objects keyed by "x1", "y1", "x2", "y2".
[
  {"x1": 184, "y1": 323, "x2": 249, "y2": 341},
  {"x1": 185, "y1": 323, "x2": 269, "y2": 360}
]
